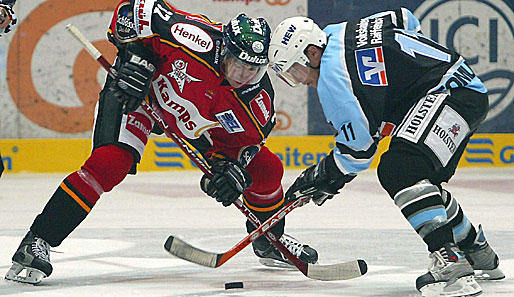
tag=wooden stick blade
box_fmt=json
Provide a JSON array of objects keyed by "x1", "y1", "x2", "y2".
[
  {"x1": 164, "y1": 236, "x2": 219, "y2": 268},
  {"x1": 306, "y1": 259, "x2": 367, "y2": 281}
]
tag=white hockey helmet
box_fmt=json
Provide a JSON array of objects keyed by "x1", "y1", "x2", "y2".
[{"x1": 268, "y1": 17, "x2": 327, "y2": 87}]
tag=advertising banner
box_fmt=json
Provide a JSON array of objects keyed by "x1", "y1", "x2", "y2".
[{"x1": 1, "y1": 134, "x2": 512, "y2": 173}]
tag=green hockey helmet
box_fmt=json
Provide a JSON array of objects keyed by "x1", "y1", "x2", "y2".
[{"x1": 222, "y1": 13, "x2": 271, "y2": 88}]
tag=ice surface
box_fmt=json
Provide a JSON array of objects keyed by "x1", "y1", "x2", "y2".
[{"x1": 1, "y1": 168, "x2": 513, "y2": 296}]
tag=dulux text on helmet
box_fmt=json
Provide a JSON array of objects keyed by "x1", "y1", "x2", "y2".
[
  {"x1": 221, "y1": 13, "x2": 271, "y2": 87},
  {"x1": 268, "y1": 16, "x2": 327, "y2": 87},
  {"x1": 223, "y1": 13, "x2": 271, "y2": 66}
]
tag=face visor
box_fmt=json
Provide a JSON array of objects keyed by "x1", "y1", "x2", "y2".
[
  {"x1": 222, "y1": 50, "x2": 268, "y2": 88},
  {"x1": 269, "y1": 46, "x2": 313, "y2": 87},
  {"x1": 272, "y1": 61, "x2": 313, "y2": 87}
]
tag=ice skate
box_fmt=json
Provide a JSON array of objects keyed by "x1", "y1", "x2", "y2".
[
  {"x1": 461, "y1": 225, "x2": 504, "y2": 281},
  {"x1": 253, "y1": 234, "x2": 318, "y2": 268},
  {"x1": 5, "y1": 231, "x2": 53, "y2": 284},
  {"x1": 416, "y1": 243, "x2": 481, "y2": 297}
]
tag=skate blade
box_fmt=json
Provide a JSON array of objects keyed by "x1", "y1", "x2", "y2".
[
  {"x1": 4, "y1": 262, "x2": 47, "y2": 284},
  {"x1": 420, "y1": 275, "x2": 482, "y2": 297},
  {"x1": 474, "y1": 268, "x2": 505, "y2": 281},
  {"x1": 258, "y1": 258, "x2": 296, "y2": 270}
]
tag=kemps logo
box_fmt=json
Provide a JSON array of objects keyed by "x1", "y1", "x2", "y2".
[
  {"x1": 171, "y1": 23, "x2": 214, "y2": 53},
  {"x1": 152, "y1": 75, "x2": 219, "y2": 139},
  {"x1": 415, "y1": 0, "x2": 514, "y2": 130},
  {"x1": 250, "y1": 90, "x2": 272, "y2": 127}
]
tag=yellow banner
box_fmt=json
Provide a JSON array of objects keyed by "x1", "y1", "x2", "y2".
[
  {"x1": 1, "y1": 134, "x2": 512, "y2": 173},
  {"x1": 0, "y1": 139, "x2": 92, "y2": 173},
  {"x1": 459, "y1": 134, "x2": 514, "y2": 167}
]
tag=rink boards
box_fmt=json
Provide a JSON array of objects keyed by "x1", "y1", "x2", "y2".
[{"x1": 0, "y1": 134, "x2": 512, "y2": 173}]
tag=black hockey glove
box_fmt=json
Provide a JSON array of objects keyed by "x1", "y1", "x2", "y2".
[
  {"x1": 200, "y1": 159, "x2": 252, "y2": 207},
  {"x1": 110, "y1": 43, "x2": 156, "y2": 113},
  {"x1": 285, "y1": 151, "x2": 356, "y2": 206}
]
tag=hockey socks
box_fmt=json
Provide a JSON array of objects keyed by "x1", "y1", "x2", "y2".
[
  {"x1": 31, "y1": 145, "x2": 134, "y2": 246},
  {"x1": 393, "y1": 180, "x2": 455, "y2": 252},
  {"x1": 441, "y1": 189, "x2": 478, "y2": 249},
  {"x1": 244, "y1": 194, "x2": 285, "y2": 248}
]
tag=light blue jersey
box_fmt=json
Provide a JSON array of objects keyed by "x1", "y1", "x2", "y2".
[
  {"x1": 316, "y1": 7, "x2": 487, "y2": 176},
  {"x1": 318, "y1": 22, "x2": 377, "y2": 175}
]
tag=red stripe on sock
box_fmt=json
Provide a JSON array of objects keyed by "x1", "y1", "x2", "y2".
[{"x1": 66, "y1": 172, "x2": 100, "y2": 206}]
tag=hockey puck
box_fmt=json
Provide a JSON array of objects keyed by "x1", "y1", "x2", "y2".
[{"x1": 224, "y1": 281, "x2": 244, "y2": 289}]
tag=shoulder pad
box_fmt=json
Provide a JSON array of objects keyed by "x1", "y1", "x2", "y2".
[
  {"x1": 133, "y1": 0, "x2": 156, "y2": 37},
  {"x1": 113, "y1": 2, "x2": 138, "y2": 43},
  {"x1": 235, "y1": 74, "x2": 276, "y2": 136},
  {"x1": 398, "y1": 7, "x2": 421, "y2": 32}
]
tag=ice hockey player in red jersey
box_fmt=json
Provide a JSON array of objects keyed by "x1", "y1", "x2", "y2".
[{"x1": 4, "y1": 0, "x2": 317, "y2": 284}]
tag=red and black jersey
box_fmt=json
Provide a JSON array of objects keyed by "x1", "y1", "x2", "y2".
[{"x1": 108, "y1": 0, "x2": 276, "y2": 159}]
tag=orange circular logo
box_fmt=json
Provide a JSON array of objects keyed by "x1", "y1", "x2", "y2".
[
  {"x1": 275, "y1": 111, "x2": 292, "y2": 130},
  {"x1": 7, "y1": 0, "x2": 118, "y2": 133},
  {"x1": 265, "y1": 0, "x2": 291, "y2": 6}
]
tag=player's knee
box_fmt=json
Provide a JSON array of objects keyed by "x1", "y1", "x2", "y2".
[
  {"x1": 377, "y1": 153, "x2": 403, "y2": 198},
  {"x1": 246, "y1": 146, "x2": 284, "y2": 195},
  {"x1": 378, "y1": 152, "x2": 424, "y2": 198},
  {"x1": 378, "y1": 141, "x2": 439, "y2": 198},
  {"x1": 83, "y1": 145, "x2": 135, "y2": 192}
]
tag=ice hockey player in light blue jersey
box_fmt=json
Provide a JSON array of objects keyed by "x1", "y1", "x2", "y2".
[{"x1": 269, "y1": 7, "x2": 503, "y2": 297}]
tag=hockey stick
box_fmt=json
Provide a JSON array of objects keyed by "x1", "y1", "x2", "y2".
[
  {"x1": 65, "y1": 24, "x2": 209, "y2": 173},
  {"x1": 165, "y1": 195, "x2": 308, "y2": 266},
  {"x1": 164, "y1": 193, "x2": 367, "y2": 281},
  {"x1": 66, "y1": 24, "x2": 367, "y2": 281}
]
